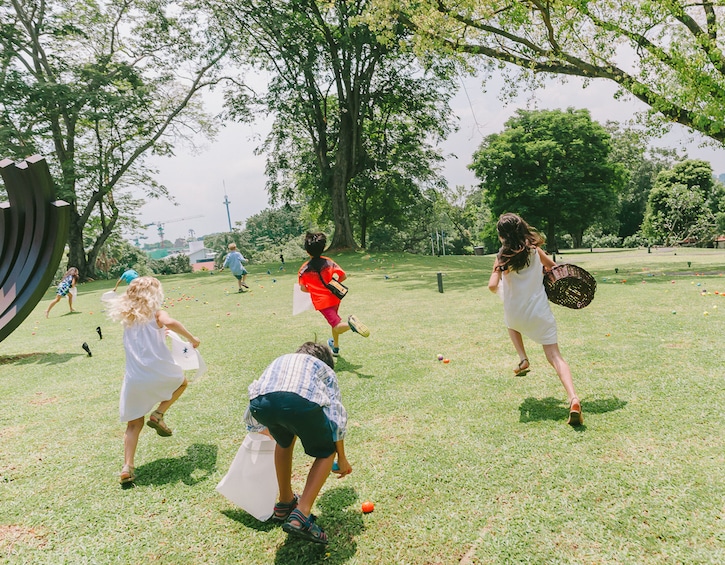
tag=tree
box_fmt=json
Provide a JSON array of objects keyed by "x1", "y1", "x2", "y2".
[
  {"x1": 470, "y1": 108, "x2": 625, "y2": 250},
  {"x1": 0, "y1": 0, "x2": 231, "y2": 280},
  {"x1": 643, "y1": 159, "x2": 722, "y2": 245},
  {"x1": 606, "y1": 124, "x2": 680, "y2": 238},
  {"x1": 369, "y1": 0, "x2": 725, "y2": 144},
  {"x1": 210, "y1": 0, "x2": 454, "y2": 249}
]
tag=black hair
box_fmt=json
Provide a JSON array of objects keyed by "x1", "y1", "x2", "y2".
[
  {"x1": 496, "y1": 213, "x2": 545, "y2": 272},
  {"x1": 296, "y1": 341, "x2": 335, "y2": 369},
  {"x1": 304, "y1": 232, "x2": 326, "y2": 258}
]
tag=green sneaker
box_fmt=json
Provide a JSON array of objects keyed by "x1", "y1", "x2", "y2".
[{"x1": 347, "y1": 315, "x2": 370, "y2": 337}]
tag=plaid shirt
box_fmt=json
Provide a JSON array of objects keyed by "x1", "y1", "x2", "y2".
[{"x1": 243, "y1": 353, "x2": 347, "y2": 441}]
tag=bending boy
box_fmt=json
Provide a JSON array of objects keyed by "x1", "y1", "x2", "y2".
[{"x1": 243, "y1": 341, "x2": 352, "y2": 545}]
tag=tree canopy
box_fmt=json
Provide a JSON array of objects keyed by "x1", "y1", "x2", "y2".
[
  {"x1": 209, "y1": 0, "x2": 455, "y2": 250},
  {"x1": 643, "y1": 159, "x2": 724, "y2": 245},
  {"x1": 0, "y1": 0, "x2": 231, "y2": 279},
  {"x1": 369, "y1": 0, "x2": 725, "y2": 145},
  {"x1": 470, "y1": 108, "x2": 625, "y2": 250}
]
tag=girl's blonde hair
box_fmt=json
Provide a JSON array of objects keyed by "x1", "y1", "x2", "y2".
[{"x1": 107, "y1": 276, "x2": 164, "y2": 326}]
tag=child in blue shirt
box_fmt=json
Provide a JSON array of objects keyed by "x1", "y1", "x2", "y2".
[{"x1": 220, "y1": 243, "x2": 249, "y2": 292}]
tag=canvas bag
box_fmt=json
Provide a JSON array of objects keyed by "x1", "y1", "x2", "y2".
[
  {"x1": 317, "y1": 271, "x2": 348, "y2": 299},
  {"x1": 216, "y1": 432, "x2": 278, "y2": 521}
]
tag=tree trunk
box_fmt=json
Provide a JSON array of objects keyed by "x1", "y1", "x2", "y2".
[
  {"x1": 328, "y1": 116, "x2": 357, "y2": 250},
  {"x1": 66, "y1": 213, "x2": 89, "y2": 280},
  {"x1": 546, "y1": 221, "x2": 558, "y2": 253}
]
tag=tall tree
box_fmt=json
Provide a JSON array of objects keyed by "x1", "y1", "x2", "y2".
[
  {"x1": 369, "y1": 0, "x2": 725, "y2": 144},
  {"x1": 470, "y1": 108, "x2": 625, "y2": 250},
  {"x1": 643, "y1": 159, "x2": 723, "y2": 244},
  {"x1": 210, "y1": 0, "x2": 454, "y2": 249},
  {"x1": 606, "y1": 124, "x2": 680, "y2": 238},
  {"x1": 0, "y1": 0, "x2": 230, "y2": 280}
]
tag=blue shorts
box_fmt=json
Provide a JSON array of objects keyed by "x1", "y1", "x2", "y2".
[
  {"x1": 249, "y1": 392, "x2": 335, "y2": 458},
  {"x1": 232, "y1": 269, "x2": 247, "y2": 279}
]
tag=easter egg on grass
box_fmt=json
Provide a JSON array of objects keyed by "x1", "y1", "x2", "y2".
[{"x1": 361, "y1": 501, "x2": 374, "y2": 513}]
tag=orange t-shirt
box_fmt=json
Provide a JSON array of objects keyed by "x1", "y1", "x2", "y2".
[{"x1": 298, "y1": 257, "x2": 346, "y2": 311}]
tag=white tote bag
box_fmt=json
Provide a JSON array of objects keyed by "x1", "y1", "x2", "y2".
[
  {"x1": 216, "y1": 432, "x2": 278, "y2": 521},
  {"x1": 292, "y1": 283, "x2": 314, "y2": 316},
  {"x1": 167, "y1": 330, "x2": 207, "y2": 381}
]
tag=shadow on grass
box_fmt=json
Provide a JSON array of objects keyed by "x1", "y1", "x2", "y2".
[
  {"x1": 333, "y1": 357, "x2": 375, "y2": 379},
  {"x1": 519, "y1": 396, "x2": 627, "y2": 426},
  {"x1": 0, "y1": 352, "x2": 84, "y2": 365},
  {"x1": 274, "y1": 486, "x2": 364, "y2": 564},
  {"x1": 132, "y1": 443, "x2": 217, "y2": 486},
  {"x1": 220, "y1": 509, "x2": 277, "y2": 532}
]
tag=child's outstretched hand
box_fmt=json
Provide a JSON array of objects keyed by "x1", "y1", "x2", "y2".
[{"x1": 332, "y1": 456, "x2": 352, "y2": 478}]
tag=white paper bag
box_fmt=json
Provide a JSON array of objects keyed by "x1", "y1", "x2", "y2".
[
  {"x1": 216, "y1": 433, "x2": 278, "y2": 521},
  {"x1": 167, "y1": 330, "x2": 207, "y2": 381},
  {"x1": 292, "y1": 283, "x2": 314, "y2": 316},
  {"x1": 100, "y1": 290, "x2": 117, "y2": 302}
]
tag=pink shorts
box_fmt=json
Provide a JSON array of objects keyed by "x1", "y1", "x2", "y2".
[{"x1": 319, "y1": 305, "x2": 342, "y2": 327}]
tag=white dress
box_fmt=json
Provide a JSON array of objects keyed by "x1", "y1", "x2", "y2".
[
  {"x1": 119, "y1": 319, "x2": 184, "y2": 422},
  {"x1": 501, "y1": 248, "x2": 558, "y2": 345}
]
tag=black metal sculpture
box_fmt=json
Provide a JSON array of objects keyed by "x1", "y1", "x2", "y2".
[{"x1": 0, "y1": 155, "x2": 70, "y2": 343}]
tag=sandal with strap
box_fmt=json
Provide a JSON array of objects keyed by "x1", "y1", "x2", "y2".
[
  {"x1": 119, "y1": 465, "x2": 136, "y2": 485},
  {"x1": 272, "y1": 494, "x2": 299, "y2": 522},
  {"x1": 567, "y1": 398, "x2": 583, "y2": 426},
  {"x1": 146, "y1": 410, "x2": 173, "y2": 437},
  {"x1": 513, "y1": 358, "x2": 530, "y2": 376},
  {"x1": 282, "y1": 509, "x2": 328, "y2": 545}
]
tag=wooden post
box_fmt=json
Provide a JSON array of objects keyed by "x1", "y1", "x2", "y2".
[{"x1": 437, "y1": 272, "x2": 444, "y2": 293}]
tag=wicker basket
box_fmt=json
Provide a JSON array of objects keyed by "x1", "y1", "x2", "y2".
[{"x1": 544, "y1": 264, "x2": 596, "y2": 309}]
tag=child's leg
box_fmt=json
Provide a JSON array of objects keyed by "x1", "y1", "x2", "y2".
[
  {"x1": 507, "y1": 328, "x2": 529, "y2": 372},
  {"x1": 45, "y1": 296, "x2": 61, "y2": 317},
  {"x1": 331, "y1": 322, "x2": 350, "y2": 348},
  {"x1": 296, "y1": 453, "x2": 336, "y2": 517},
  {"x1": 542, "y1": 343, "x2": 577, "y2": 401},
  {"x1": 68, "y1": 294, "x2": 74, "y2": 312},
  {"x1": 123, "y1": 417, "x2": 145, "y2": 468},
  {"x1": 156, "y1": 378, "x2": 188, "y2": 414},
  {"x1": 275, "y1": 439, "x2": 296, "y2": 505}
]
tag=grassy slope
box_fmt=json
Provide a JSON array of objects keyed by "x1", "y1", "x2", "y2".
[{"x1": 0, "y1": 248, "x2": 724, "y2": 564}]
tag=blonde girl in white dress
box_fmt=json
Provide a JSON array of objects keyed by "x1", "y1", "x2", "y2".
[
  {"x1": 488, "y1": 213, "x2": 582, "y2": 426},
  {"x1": 107, "y1": 276, "x2": 201, "y2": 484}
]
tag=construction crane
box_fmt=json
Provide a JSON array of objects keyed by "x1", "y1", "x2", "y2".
[{"x1": 145, "y1": 215, "x2": 203, "y2": 246}]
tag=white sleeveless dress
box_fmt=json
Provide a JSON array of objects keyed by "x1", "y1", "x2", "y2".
[
  {"x1": 501, "y1": 248, "x2": 557, "y2": 345},
  {"x1": 119, "y1": 319, "x2": 184, "y2": 422}
]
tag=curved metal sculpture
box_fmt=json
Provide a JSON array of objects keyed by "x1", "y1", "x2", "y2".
[{"x1": 0, "y1": 155, "x2": 70, "y2": 343}]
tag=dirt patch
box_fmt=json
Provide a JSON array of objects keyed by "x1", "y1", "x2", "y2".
[
  {"x1": 29, "y1": 393, "x2": 58, "y2": 406},
  {"x1": 0, "y1": 525, "x2": 48, "y2": 553}
]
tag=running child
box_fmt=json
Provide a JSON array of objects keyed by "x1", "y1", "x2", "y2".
[
  {"x1": 107, "y1": 276, "x2": 201, "y2": 484},
  {"x1": 219, "y1": 243, "x2": 249, "y2": 292},
  {"x1": 45, "y1": 267, "x2": 79, "y2": 317},
  {"x1": 487, "y1": 213, "x2": 582, "y2": 426},
  {"x1": 298, "y1": 232, "x2": 369, "y2": 356}
]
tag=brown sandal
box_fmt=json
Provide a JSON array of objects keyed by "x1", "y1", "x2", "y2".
[
  {"x1": 567, "y1": 398, "x2": 583, "y2": 426},
  {"x1": 119, "y1": 465, "x2": 136, "y2": 485},
  {"x1": 146, "y1": 410, "x2": 173, "y2": 436},
  {"x1": 513, "y1": 358, "x2": 530, "y2": 376}
]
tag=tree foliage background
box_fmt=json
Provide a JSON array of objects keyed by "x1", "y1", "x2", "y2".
[{"x1": 0, "y1": 0, "x2": 232, "y2": 280}]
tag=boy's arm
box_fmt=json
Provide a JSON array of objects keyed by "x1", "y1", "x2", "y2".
[
  {"x1": 156, "y1": 310, "x2": 201, "y2": 348},
  {"x1": 332, "y1": 440, "x2": 352, "y2": 477}
]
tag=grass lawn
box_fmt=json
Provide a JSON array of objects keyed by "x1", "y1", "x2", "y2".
[{"x1": 1, "y1": 247, "x2": 724, "y2": 564}]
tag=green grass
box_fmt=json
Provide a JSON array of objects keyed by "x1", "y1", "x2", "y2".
[{"x1": 1, "y1": 248, "x2": 725, "y2": 564}]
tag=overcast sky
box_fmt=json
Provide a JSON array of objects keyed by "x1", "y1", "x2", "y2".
[{"x1": 139, "y1": 72, "x2": 725, "y2": 244}]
